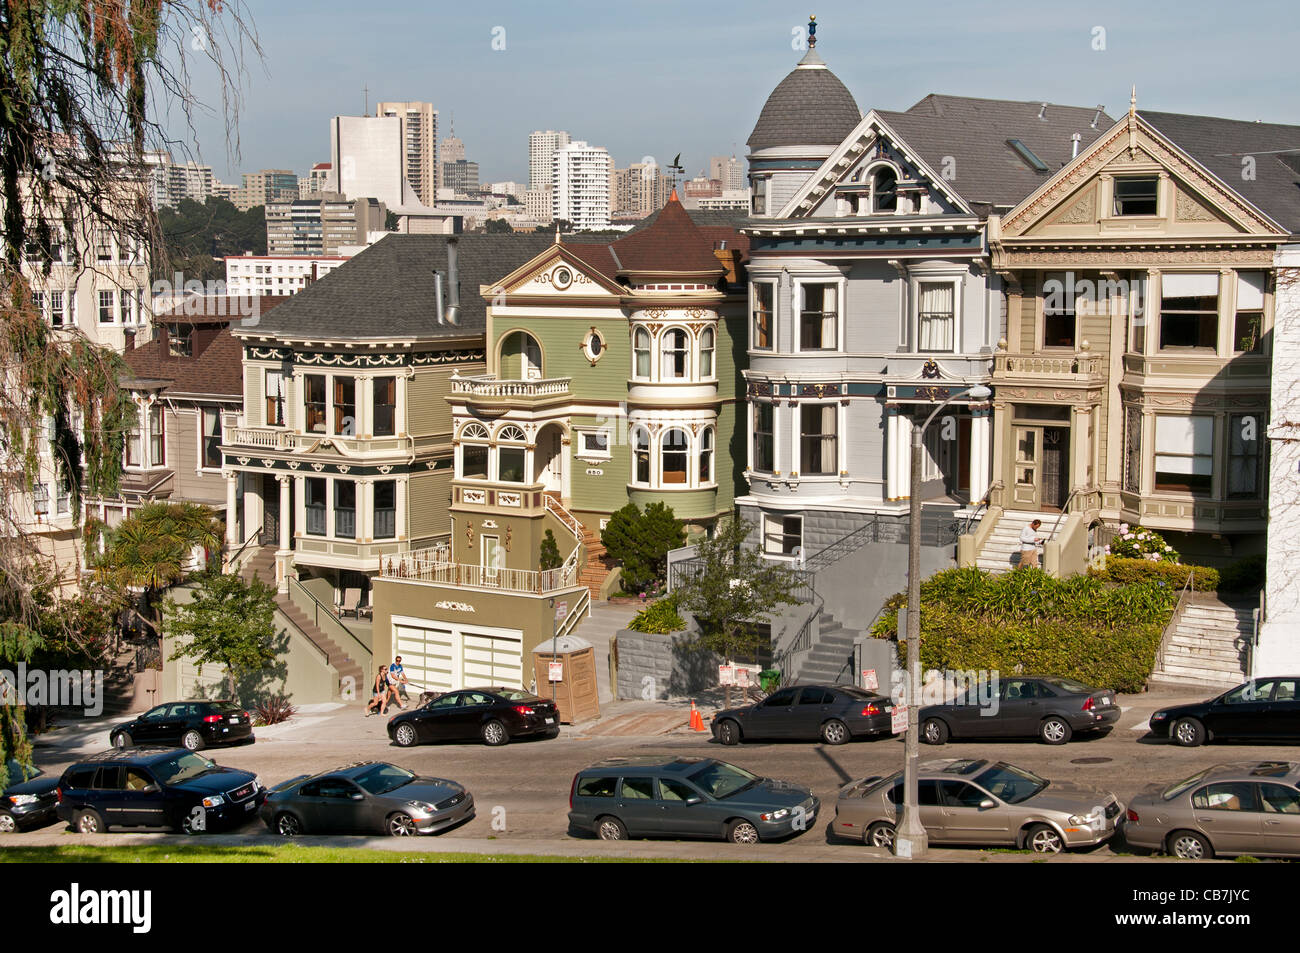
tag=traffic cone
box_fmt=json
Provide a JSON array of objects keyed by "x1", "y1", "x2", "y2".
[{"x1": 689, "y1": 700, "x2": 706, "y2": 732}]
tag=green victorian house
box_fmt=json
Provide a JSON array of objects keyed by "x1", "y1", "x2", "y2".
[{"x1": 370, "y1": 197, "x2": 748, "y2": 694}]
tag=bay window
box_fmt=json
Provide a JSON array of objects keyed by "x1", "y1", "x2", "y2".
[
  {"x1": 373, "y1": 377, "x2": 396, "y2": 435},
  {"x1": 753, "y1": 403, "x2": 774, "y2": 472},
  {"x1": 304, "y1": 374, "x2": 326, "y2": 432},
  {"x1": 799, "y1": 404, "x2": 837, "y2": 475},
  {"x1": 918, "y1": 281, "x2": 956, "y2": 352},
  {"x1": 1234, "y1": 272, "x2": 1265, "y2": 354},
  {"x1": 333, "y1": 376, "x2": 355, "y2": 436},
  {"x1": 661, "y1": 328, "x2": 689, "y2": 379},
  {"x1": 1227, "y1": 413, "x2": 1262, "y2": 498},
  {"x1": 631, "y1": 426, "x2": 651, "y2": 485},
  {"x1": 201, "y1": 408, "x2": 221, "y2": 469},
  {"x1": 752, "y1": 283, "x2": 773, "y2": 350},
  {"x1": 305, "y1": 478, "x2": 327, "y2": 535},
  {"x1": 334, "y1": 481, "x2": 356, "y2": 538},
  {"x1": 633, "y1": 327, "x2": 651, "y2": 378},
  {"x1": 374, "y1": 481, "x2": 396, "y2": 538},
  {"x1": 1154, "y1": 415, "x2": 1212, "y2": 493},
  {"x1": 799, "y1": 283, "x2": 838, "y2": 351},
  {"x1": 699, "y1": 327, "x2": 715, "y2": 378},
  {"x1": 462, "y1": 444, "x2": 489, "y2": 480},
  {"x1": 1159, "y1": 274, "x2": 1218, "y2": 351},
  {"x1": 661, "y1": 429, "x2": 689, "y2": 484},
  {"x1": 699, "y1": 428, "x2": 714, "y2": 484},
  {"x1": 125, "y1": 405, "x2": 142, "y2": 467}
]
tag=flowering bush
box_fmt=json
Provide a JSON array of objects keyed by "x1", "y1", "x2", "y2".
[{"x1": 1105, "y1": 524, "x2": 1179, "y2": 563}]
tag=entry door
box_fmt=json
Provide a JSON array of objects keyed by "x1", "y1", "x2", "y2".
[
  {"x1": 540, "y1": 429, "x2": 563, "y2": 493},
  {"x1": 481, "y1": 535, "x2": 501, "y2": 581},
  {"x1": 262, "y1": 474, "x2": 280, "y2": 542},
  {"x1": 1041, "y1": 427, "x2": 1068, "y2": 509}
]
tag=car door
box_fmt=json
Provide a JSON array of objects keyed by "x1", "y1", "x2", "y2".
[
  {"x1": 1204, "y1": 680, "x2": 1274, "y2": 740},
  {"x1": 448, "y1": 691, "x2": 494, "y2": 740},
  {"x1": 90, "y1": 766, "x2": 129, "y2": 828},
  {"x1": 746, "y1": 688, "x2": 800, "y2": 739},
  {"x1": 415, "y1": 692, "x2": 464, "y2": 742},
  {"x1": 938, "y1": 780, "x2": 1012, "y2": 845},
  {"x1": 1191, "y1": 781, "x2": 1262, "y2": 854},
  {"x1": 118, "y1": 767, "x2": 166, "y2": 828},
  {"x1": 657, "y1": 778, "x2": 715, "y2": 838},
  {"x1": 155, "y1": 703, "x2": 193, "y2": 745},
  {"x1": 1257, "y1": 782, "x2": 1300, "y2": 856},
  {"x1": 1267, "y1": 679, "x2": 1300, "y2": 740},
  {"x1": 792, "y1": 686, "x2": 834, "y2": 739},
  {"x1": 615, "y1": 777, "x2": 661, "y2": 836},
  {"x1": 992, "y1": 680, "x2": 1037, "y2": 737},
  {"x1": 886, "y1": 778, "x2": 944, "y2": 838},
  {"x1": 130, "y1": 705, "x2": 170, "y2": 744},
  {"x1": 314, "y1": 776, "x2": 367, "y2": 832}
]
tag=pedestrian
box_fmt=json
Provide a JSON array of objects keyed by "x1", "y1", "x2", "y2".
[
  {"x1": 388, "y1": 656, "x2": 408, "y2": 709},
  {"x1": 365, "y1": 667, "x2": 392, "y2": 716},
  {"x1": 1019, "y1": 519, "x2": 1043, "y2": 569}
]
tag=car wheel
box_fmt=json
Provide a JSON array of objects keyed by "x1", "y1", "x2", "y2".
[
  {"x1": 726, "y1": 819, "x2": 761, "y2": 844},
  {"x1": 0, "y1": 811, "x2": 15, "y2": 833},
  {"x1": 595, "y1": 815, "x2": 627, "y2": 841},
  {"x1": 387, "y1": 812, "x2": 419, "y2": 837},
  {"x1": 75, "y1": 809, "x2": 106, "y2": 834},
  {"x1": 393, "y1": 722, "x2": 418, "y2": 748},
  {"x1": 716, "y1": 719, "x2": 741, "y2": 746},
  {"x1": 866, "y1": 821, "x2": 896, "y2": 850},
  {"x1": 1167, "y1": 829, "x2": 1213, "y2": 860},
  {"x1": 275, "y1": 812, "x2": 304, "y2": 837},
  {"x1": 480, "y1": 719, "x2": 509, "y2": 746},
  {"x1": 1026, "y1": 823, "x2": 1064, "y2": 854},
  {"x1": 922, "y1": 717, "x2": 949, "y2": 745},
  {"x1": 112, "y1": 731, "x2": 132, "y2": 749},
  {"x1": 821, "y1": 719, "x2": 850, "y2": 745},
  {"x1": 1039, "y1": 717, "x2": 1072, "y2": 745},
  {"x1": 1173, "y1": 718, "x2": 1205, "y2": 748},
  {"x1": 181, "y1": 729, "x2": 204, "y2": 751}
]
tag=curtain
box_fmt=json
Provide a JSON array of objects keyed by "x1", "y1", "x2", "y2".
[{"x1": 919, "y1": 283, "x2": 954, "y2": 351}]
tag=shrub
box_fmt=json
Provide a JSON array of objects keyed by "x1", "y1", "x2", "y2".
[
  {"x1": 1107, "y1": 524, "x2": 1179, "y2": 562},
  {"x1": 252, "y1": 695, "x2": 296, "y2": 726},
  {"x1": 1089, "y1": 558, "x2": 1218, "y2": 592},
  {"x1": 538, "y1": 529, "x2": 562, "y2": 571},
  {"x1": 627, "y1": 596, "x2": 686, "y2": 634},
  {"x1": 601, "y1": 501, "x2": 686, "y2": 593},
  {"x1": 1218, "y1": 554, "x2": 1265, "y2": 593}
]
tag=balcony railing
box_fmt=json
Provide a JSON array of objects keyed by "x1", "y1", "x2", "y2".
[
  {"x1": 994, "y1": 351, "x2": 1103, "y2": 378},
  {"x1": 379, "y1": 546, "x2": 577, "y2": 594},
  {"x1": 451, "y1": 375, "x2": 571, "y2": 398},
  {"x1": 222, "y1": 424, "x2": 413, "y2": 456}
]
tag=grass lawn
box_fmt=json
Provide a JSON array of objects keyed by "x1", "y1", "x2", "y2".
[{"x1": 0, "y1": 844, "x2": 692, "y2": 863}]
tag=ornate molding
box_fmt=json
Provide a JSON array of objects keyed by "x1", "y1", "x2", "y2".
[
  {"x1": 999, "y1": 247, "x2": 1275, "y2": 267},
  {"x1": 1174, "y1": 189, "x2": 1219, "y2": 222},
  {"x1": 1054, "y1": 188, "x2": 1096, "y2": 225}
]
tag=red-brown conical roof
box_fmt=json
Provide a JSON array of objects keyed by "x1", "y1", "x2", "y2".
[{"x1": 609, "y1": 192, "x2": 725, "y2": 277}]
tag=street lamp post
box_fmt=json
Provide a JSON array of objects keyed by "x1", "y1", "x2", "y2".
[{"x1": 895, "y1": 383, "x2": 991, "y2": 860}]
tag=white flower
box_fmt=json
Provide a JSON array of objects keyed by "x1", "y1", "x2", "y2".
[{"x1": 1119, "y1": 523, "x2": 1129, "y2": 534}]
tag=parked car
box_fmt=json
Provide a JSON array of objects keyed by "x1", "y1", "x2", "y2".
[
  {"x1": 1, "y1": 759, "x2": 60, "y2": 833},
  {"x1": 387, "y1": 686, "x2": 560, "y2": 747},
  {"x1": 711, "y1": 684, "x2": 893, "y2": 746},
  {"x1": 568, "y1": 756, "x2": 819, "y2": 844},
  {"x1": 1124, "y1": 761, "x2": 1300, "y2": 859},
  {"x1": 109, "y1": 700, "x2": 254, "y2": 751},
  {"x1": 261, "y1": 761, "x2": 474, "y2": 837},
  {"x1": 1149, "y1": 677, "x2": 1300, "y2": 747},
  {"x1": 834, "y1": 758, "x2": 1123, "y2": 854},
  {"x1": 919, "y1": 676, "x2": 1120, "y2": 745},
  {"x1": 55, "y1": 747, "x2": 264, "y2": 834}
]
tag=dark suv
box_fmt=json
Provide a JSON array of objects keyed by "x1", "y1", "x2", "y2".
[
  {"x1": 56, "y1": 747, "x2": 264, "y2": 834},
  {"x1": 110, "y1": 700, "x2": 255, "y2": 751}
]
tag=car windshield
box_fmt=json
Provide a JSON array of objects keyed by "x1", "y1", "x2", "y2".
[
  {"x1": 153, "y1": 752, "x2": 217, "y2": 785},
  {"x1": 973, "y1": 762, "x2": 1047, "y2": 804},
  {"x1": 1163, "y1": 768, "x2": 1214, "y2": 801},
  {"x1": 494, "y1": 689, "x2": 539, "y2": 702},
  {"x1": 4, "y1": 759, "x2": 41, "y2": 783},
  {"x1": 353, "y1": 763, "x2": 415, "y2": 795},
  {"x1": 687, "y1": 761, "x2": 759, "y2": 799},
  {"x1": 852, "y1": 773, "x2": 899, "y2": 798}
]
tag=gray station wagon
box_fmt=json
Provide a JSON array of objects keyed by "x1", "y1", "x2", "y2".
[{"x1": 568, "y1": 756, "x2": 819, "y2": 844}]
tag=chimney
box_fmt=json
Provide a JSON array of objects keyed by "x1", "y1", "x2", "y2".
[
  {"x1": 713, "y1": 243, "x2": 742, "y2": 285},
  {"x1": 444, "y1": 237, "x2": 460, "y2": 326},
  {"x1": 1071, "y1": 133, "x2": 1082, "y2": 159}
]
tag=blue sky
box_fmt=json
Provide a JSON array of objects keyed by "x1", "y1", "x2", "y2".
[{"x1": 171, "y1": 0, "x2": 1300, "y2": 185}]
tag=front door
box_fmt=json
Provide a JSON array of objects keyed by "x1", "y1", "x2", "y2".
[
  {"x1": 1011, "y1": 425, "x2": 1069, "y2": 510},
  {"x1": 481, "y1": 535, "x2": 501, "y2": 582},
  {"x1": 1041, "y1": 427, "x2": 1068, "y2": 509},
  {"x1": 262, "y1": 474, "x2": 279, "y2": 543}
]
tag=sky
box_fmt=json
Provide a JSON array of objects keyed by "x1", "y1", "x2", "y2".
[{"x1": 167, "y1": 0, "x2": 1300, "y2": 186}]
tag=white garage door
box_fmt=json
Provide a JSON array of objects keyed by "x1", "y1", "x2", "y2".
[{"x1": 392, "y1": 618, "x2": 523, "y2": 693}]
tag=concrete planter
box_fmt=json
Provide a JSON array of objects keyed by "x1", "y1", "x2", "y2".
[{"x1": 614, "y1": 614, "x2": 720, "y2": 700}]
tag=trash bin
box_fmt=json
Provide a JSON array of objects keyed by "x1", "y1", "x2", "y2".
[{"x1": 759, "y1": 669, "x2": 781, "y2": 693}]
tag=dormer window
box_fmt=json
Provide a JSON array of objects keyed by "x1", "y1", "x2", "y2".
[
  {"x1": 167, "y1": 324, "x2": 192, "y2": 358},
  {"x1": 872, "y1": 169, "x2": 897, "y2": 212},
  {"x1": 1114, "y1": 176, "x2": 1159, "y2": 216}
]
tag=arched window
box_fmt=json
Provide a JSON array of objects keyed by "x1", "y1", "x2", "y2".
[
  {"x1": 699, "y1": 427, "x2": 714, "y2": 484},
  {"x1": 873, "y1": 168, "x2": 898, "y2": 213},
  {"x1": 500, "y1": 330, "x2": 542, "y2": 380},
  {"x1": 661, "y1": 428, "x2": 689, "y2": 484},
  {"x1": 461, "y1": 422, "x2": 489, "y2": 439},
  {"x1": 633, "y1": 327, "x2": 651, "y2": 379},
  {"x1": 631, "y1": 426, "x2": 651, "y2": 484},
  {"x1": 497, "y1": 425, "x2": 527, "y2": 483},
  {"x1": 699, "y1": 327, "x2": 715, "y2": 379},
  {"x1": 661, "y1": 328, "x2": 689, "y2": 379},
  {"x1": 497, "y1": 425, "x2": 527, "y2": 442}
]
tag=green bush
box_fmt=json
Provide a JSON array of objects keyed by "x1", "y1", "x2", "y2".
[
  {"x1": 1089, "y1": 558, "x2": 1218, "y2": 592},
  {"x1": 538, "y1": 529, "x2": 562, "y2": 571},
  {"x1": 1218, "y1": 554, "x2": 1265, "y2": 594},
  {"x1": 627, "y1": 596, "x2": 686, "y2": 634},
  {"x1": 871, "y1": 567, "x2": 1177, "y2": 693},
  {"x1": 600, "y1": 501, "x2": 686, "y2": 593},
  {"x1": 1107, "y1": 524, "x2": 1179, "y2": 562}
]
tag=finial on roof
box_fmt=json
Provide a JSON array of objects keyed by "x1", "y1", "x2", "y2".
[
  {"x1": 808, "y1": 15, "x2": 817, "y2": 48},
  {"x1": 669, "y1": 187, "x2": 679, "y2": 203},
  {"x1": 555, "y1": 221, "x2": 561, "y2": 244},
  {"x1": 1129, "y1": 85, "x2": 1137, "y2": 117}
]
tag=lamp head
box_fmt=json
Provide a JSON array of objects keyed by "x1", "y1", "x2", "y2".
[{"x1": 966, "y1": 384, "x2": 992, "y2": 400}]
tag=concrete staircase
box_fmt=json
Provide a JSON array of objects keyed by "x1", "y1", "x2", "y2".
[
  {"x1": 1150, "y1": 599, "x2": 1252, "y2": 689},
  {"x1": 795, "y1": 611, "x2": 861, "y2": 685},
  {"x1": 975, "y1": 509, "x2": 1051, "y2": 572},
  {"x1": 238, "y1": 544, "x2": 277, "y2": 585},
  {"x1": 273, "y1": 591, "x2": 366, "y2": 690}
]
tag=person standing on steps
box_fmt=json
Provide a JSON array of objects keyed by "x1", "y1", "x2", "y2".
[{"x1": 1019, "y1": 519, "x2": 1043, "y2": 569}]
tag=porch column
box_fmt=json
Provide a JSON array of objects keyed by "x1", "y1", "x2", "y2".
[
  {"x1": 990, "y1": 401, "x2": 1008, "y2": 506},
  {"x1": 224, "y1": 470, "x2": 239, "y2": 549},
  {"x1": 885, "y1": 405, "x2": 900, "y2": 499},
  {"x1": 277, "y1": 475, "x2": 292, "y2": 551},
  {"x1": 1072, "y1": 405, "x2": 1093, "y2": 494},
  {"x1": 560, "y1": 434, "x2": 572, "y2": 500},
  {"x1": 969, "y1": 407, "x2": 992, "y2": 503}
]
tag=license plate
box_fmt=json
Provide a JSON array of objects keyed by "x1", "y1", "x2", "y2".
[
  {"x1": 1100, "y1": 697, "x2": 1110, "y2": 706},
  {"x1": 245, "y1": 801, "x2": 256, "y2": 811},
  {"x1": 545, "y1": 717, "x2": 555, "y2": 725},
  {"x1": 229, "y1": 717, "x2": 239, "y2": 723}
]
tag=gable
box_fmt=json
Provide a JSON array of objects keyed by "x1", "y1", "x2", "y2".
[{"x1": 492, "y1": 246, "x2": 624, "y2": 298}]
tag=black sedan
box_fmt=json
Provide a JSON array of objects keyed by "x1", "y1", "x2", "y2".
[
  {"x1": 1149, "y1": 676, "x2": 1300, "y2": 746},
  {"x1": 110, "y1": 700, "x2": 254, "y2": 751},
  {"x1": 261, "y1": 762, "x2": 474, "y2": 837},
  {"x1": 56, "y1": 747, "x2": 264, "y2": 834},
  {"x1": 387, "y1": 687, "x2": 560, "y2": 747},
  {"x1": 919, "y1": 676, "x2": 1120, "y2": 745},
  {"x1": 1, "y1": 759, "x2": 60, "y2": 833},
  {"x1": 711, "y1": 684, "x2": 893, "y2": 746}
]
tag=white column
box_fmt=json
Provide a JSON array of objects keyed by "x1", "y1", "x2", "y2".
[
  {"x1": 886, "y1": 409, "x2": 900, "y2": 500},
  {"x1": 969, "y1": 412, "x2": 992, "y2": 502},
  {"x1": 278, "y1": 475, "x2": 291, "y2": 552},
  {"x1": 897, "y1": 412, "x2": 914, "y2": 500},
  {"x1": 224, "y1": 471, "x2": 239, "y2": 549}
]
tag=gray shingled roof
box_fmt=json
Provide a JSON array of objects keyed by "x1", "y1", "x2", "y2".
[
  {"x1": 748, "y1": 52, "x2": 862, "y2": 152},
  {"x1": 1139, "y1": 110, "x2": 1300, "y2": 235},
  {"x1": 878, "y1": 95, "x2": 1114, "y2": 213}
]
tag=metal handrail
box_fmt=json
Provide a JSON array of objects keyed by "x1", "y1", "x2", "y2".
[
  {"x1": 286, "y1": 576, "x2": 371, "y2": 662},
  {"x1": 959, "y1": 487, "x2": 993, "y2": 537},
  {"x1": 544, "y1": 495, "x2": 584, "y2": 542},
  {"x1": 1153, "y1": 570, "x2": 1196, "y2": 676},
  {"x1": 1047, "y1": 488, "x2": 1082, "y2": 541},
  {"x1": 773, "y1": 596, "x2": 823, "y2": 676},
  {"x1": 804, "y1": 517, "x2": 880, "y2": 572},
  {"x1": 226, "y1": 527, "x2": 263, "y2": 572}
]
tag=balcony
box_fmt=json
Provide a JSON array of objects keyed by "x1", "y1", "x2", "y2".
[
  {"x1": 378, "y1": 546, "x2": 578, "y2": 595},
  {"x1": 222, "y1": 423, "x2": 414, "y2": 457},
  {"x1": 450, "y1": 374, "x2": 571, "y2": 411},
  {"x1": 993, "y1": 350, "x2": 1104, "y2": 384}
]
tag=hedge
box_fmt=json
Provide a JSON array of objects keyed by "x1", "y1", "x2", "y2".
[
  {"x1": 627, "y1": 597, "x2": 686, "y2": 634},
  {"x1": 1089, "y1": 558, "x2": 1218, "y2": 592},
  {"x1": 1218, "y1": 555, "x2": 1265, "y2": 594}
]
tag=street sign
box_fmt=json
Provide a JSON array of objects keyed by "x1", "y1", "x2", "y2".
[
  {"x1": 862, "y1": 669, "x2": 878, "y2": 691},
  {"x1": 891, "y1": 705, "x2": 908, "y2": 735},
  {"x1": 718, "y1": 665, "x2": 735, "y2": 686},
  {"x1": 548, "y1": 661, "x2": 563, "y2": 682},
  {"x1": 554, "y1": 601, "x2": 568, "y2": 621},
  {"x1": 735, "y1": 667, "x2": 751, "y2": 688}
]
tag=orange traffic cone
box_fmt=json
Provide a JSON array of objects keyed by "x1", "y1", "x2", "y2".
[{"x1": 689, "y1": 700, "x2": 706, "y2": 732}]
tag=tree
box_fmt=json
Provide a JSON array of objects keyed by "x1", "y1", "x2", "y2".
[
  {"x1": 673, "y1": 516, "x2": 802, "y2": 706},
  {"x1": 485, "y1": 217, "x2": 513, "y2": 234},
  {"x1": 157, "y1": 197, "x2": 267, "y2": 282},
  {"x1": 600, "y1": 502, "x2": 685, "y2": 593},
  {"x1": 384, "y1": 210, "x2": 399, "y2": 232},
  {"x1": 165, "y1": 571, "x2": 276, "y2": 701},
  {"x1": 538, "y1": 529, "x2": 562, "y2": 571}
]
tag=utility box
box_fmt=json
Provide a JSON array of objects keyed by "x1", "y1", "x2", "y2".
[{"x1": 532, "y1": 635, "x2": 600, "y2": 724}]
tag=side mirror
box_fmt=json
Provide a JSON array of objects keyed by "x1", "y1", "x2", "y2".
[
  {"x1": 979, "y1": 798, "x2": 996, "y2": 810},
  {"x1": 350, "y1": 792, "x2": 365, "y2": 801},
  {"x1": 144, "y1": 784, "x2": 161, "y2": 794},
  {"x1": 684, "y1": 796, "x2": 703, "y2": 806}
]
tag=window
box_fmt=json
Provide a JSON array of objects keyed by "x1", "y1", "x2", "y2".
[
  {"x1": 305, "y1": 478, "x2": 327, "y2": 535},
  {"x1": 753, "y1": 403, "x2": 774, "y2": 472},
  {"x1": 1228, "y1": 413, "x2": 1262, "y2": 499},
  {"x1": 148, "y1": 404, "x2": 164, "y2": 466},
  {"x1": 1154, "y1": 415, "x2": 1213, "y2": 493},
  {"x1": 940, "y1": 780, "x2": 990, "y2": 809},
  {"x1": 32, "y1": 483, "x2": 49, "y2": 517},
  {"x1": 1234, "y1": 272, "x2": 1265, "y2": 353},
  {"x1": 265, "y1": 370, "x2": 286, "y2": 426},
  {"x1": 1192, "y1": 782, "x2": 1257, "y2": 812},
  {"x1": 661, "y1": 428, "x2": 688, "y2": 484},
  {"x1": 699, "y1": 327, "x2": 715, "y2": 378},
  {"x1": 1123, "y1": 406, "x2": 1141, "y2": 494},
  {"x1": 32, "y1": 291, "x2": 45, "y2": 319},
  {"x1": 620, "y1": 778, "x2": 655, "y2": 800},
  {"x1": 752, "y1": 283, "x2": 773, "y2": 349},
  {"x1": 659, "y1": 779, "x2": 698, "y2": 802},
  {"x1": 1160, "y1": 274, "x2": 1218, "y2": 350},
  {"x1": 583, "y1": 329, "x2": 604, "y2": 363},
  {"x1": 798, "y1": 687, "x2": 834, "y2": 705},
  {"x1": 97, "y1": 242, "x2": 113, "y2": 262},
  {"x1": 576, "y1": 776, "x2": 617, "y2": 798},
  {"x1": 56, "y1": 481, "x2": 70, "y2": 516},
  {"x1": 633, "y1": 327, "x2": 651, "y2": 378},
  {"x1": 578, "y1": 430, "x2": 610, "y2": 459},
  {"x1": 334, "y1": 481, "x2": 356, "y2": 538},
  {"x1": 333, "y1": 377, "x2": 355, "y2": 436},
  {"x1": 872, "y1": 168, "x2": 897, "y2": 212},
  {"x1": 661, "y1": 328, "x2": 689, "y2": 379},
  {"x1": 1114, "y1": 176, "x2": 1159, "y2": 215},
  {"x1": 631, "y1": 426, "x2": 651, "y2": 485},
  {"x1": 373, "y1": 377, "x2": 396, "y2": 436},
  {"x1": 125, "y1": 405, "x2": 142, "y2": 467},
  {"x1": 799, "y1": 404, "x2": 837, "y2": 475},
  {"x1": 1259, "y1": 783, "x2": 1300, "y2": 815},
  {"x1": 498, "y1": 446, "x2": 526, "y2": 483},
  {"x1": 763, "y1": 514, "x2": 802, "y2": 557},
  {"x1": 917, "y1": 282, "x2": 956, "y2": 352},
  {"x1": 98, "y1": 289, "x2": 115, "y2": 323},
  {"x1": 699, "y1": 427, "x2": 714, "y2": 484},
  {"x1": 304, "y1": 375, "x2": 326, "y2": 432},
  {"x1": 168, "y1": 324, "x2": 192, "y2": 358},
  {"x1": 751, "y1": 176, "x2": 767, "y2": 215},
  {"x1": 462, "y1": 444, "x2": 489, "y2": 480},
  {"x1": 49, "y1": 290, "x2": 65, "y2": 327},
  {"x1": 1042, "y1": 272, "x2": 1077, "y2": 348},
  {"x1": 799, "y1": 283, "x2": 838, "y2": 350},
  {"x1": 374, "y1": 481, "x2": 396, "y2": 539},
  {"x1": 201, "y1": 408, "x2": 221, "y2": 470}
]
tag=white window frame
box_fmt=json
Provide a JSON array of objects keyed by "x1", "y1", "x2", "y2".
[
  {"x1": 792, "y1": 277, "x2": 845, "y2": 353},
  {"x1": 750, "y1": 400, "x2": 777, "y2": 475},
  {"x1": 698, "y1": 326, "x2": 716, "y2": 380},
  {"x1": 762, "y1": 513, "x2": 803, "y2": 560},
  {"x1": 630, "y1": 425, "x2": 652, "y2": 487},
  {"x1": 198, "y1": 407, "x2": 223, "y2": 473},
  {"x1": 909, "y1": 273, "x2": 963, "y2": 354},
  {"x1": 793, "y1": 400, "x2": 842, "y2": 479},
  {"x1": 750, "y1": 279, "x2": 776, "y2": 351},
  {"x1": 659, "y1": 426, "x2": 691, "y2": 487},
  {"x1": 631, "y1": 325, "x2": 652, "y2": 380},
  {"x1": 659, "y1": 326, "x2": 692, "y2": 381},
  {"x1": 573, "y1": 426, "x2": 612, "y2": 462}
]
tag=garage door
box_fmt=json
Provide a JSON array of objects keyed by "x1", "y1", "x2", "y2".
[{"x1": 392, "y1": 618, "x2": 523, "y2": 694}]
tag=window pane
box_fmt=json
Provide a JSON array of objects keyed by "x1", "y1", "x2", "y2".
[
  {"x1": 662, "y1": 429, "x2": 689, "y2": 484},
  {"x1": 265, "y1": 371, "x2": 285, "y2": 426},
  {"x1": 753, "y1": 403, "x2": 774, "y2": 472},
  {"x1": 799, "y1": 284, "x2": 837, "y2": 350},
  {"x1": 462, "y1": 445, "x2": 488, "y2": 480},
  {"x1": 1228, "y1": 413, "x2": 1262, "y2": 498},
  {"x1": 800, "y1": 404, "x2": 837, "y2": 475},
  {"x1": 752, "y1": 284, "x2": 773, "y2": 349},
  {"x1": 333, "y1": 377, "x2": 356, "y2": 435},
  {"x1": 498, "y1": 447, "x2": 526, "y2": 483},
  {"x1": 1114, "y1": 177, "x2": 1158, "y2": 215},
  {"x1": 632, "y1": 428, "x2": 651, "y2": 484},
  {"x1": 334, "y1": 481, "x2": 356, "y2": 538},
  {"x1": 305, "y1": 375, "x2": 326, "y2": 432},
  {"x1": 202, "y1": 408, "x2": 222, "y2": 469},
  {"x1": 918, "y1": 282, "x2": 955, "y2": 351},
  {"x1": 1154, "y1": 415, "x2": 1213, "y2": 492},
  {"x1": 374, "y1": 480, "x2": 396, "y2": 538},
  {"x1": 700, "y1": 328, "x2": 715, "y2": 378},
  {"x1": 373, "y1": 377, "x2": 396, "y2": 436},
  {"x1": 305, "y1": 478, "x2": 327, "y2": 535}
]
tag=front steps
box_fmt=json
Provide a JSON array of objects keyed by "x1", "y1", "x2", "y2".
[
  {"x1": 795, "y1": 612, "x2": 861, "y2": 684},
  {"x1": 1149, "y1": 599, "x2": 1253, "y2": 689},
  {"x1": 974, "y1": 509, "x2": 1056, "y2": 572}
]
